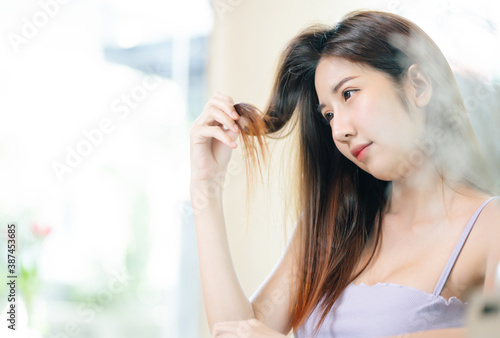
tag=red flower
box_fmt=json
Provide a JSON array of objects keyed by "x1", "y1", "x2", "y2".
[{"x1": 32, "y1": 222, "x2": 52, "y2": 238}]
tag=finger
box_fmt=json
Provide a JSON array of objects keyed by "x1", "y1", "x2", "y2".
[
  {"x1": 213, "y1": 91, "x2": 235, "y2": 105},
  {"x1": 197, "y1": 108, "x2": 240, "y2": 133},
  {"x1": 247, "y1": 318, "x2": 259, "y2": 326},
  {"x1": 211, "y1": 96, "x2": 240, "y2": 120},
  {"x1": 194, "y1": 125, "x2": 238, "y2": 149},
  {"x1": 211, "y1": 93, "x2": 239, "y2": 119}
]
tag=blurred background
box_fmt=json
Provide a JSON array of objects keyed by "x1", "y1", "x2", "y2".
[{"x1": 0, "y1": 0, "x2": 498, "y2": 337}]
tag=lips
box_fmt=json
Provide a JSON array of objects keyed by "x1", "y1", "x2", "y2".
[{"x1": 350, "y1": 142, "x2": 372, "y2": 160}]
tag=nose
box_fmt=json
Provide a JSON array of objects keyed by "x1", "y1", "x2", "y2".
[{"x1": 332, "y1": 113, "x2": 355, "y2": 142}]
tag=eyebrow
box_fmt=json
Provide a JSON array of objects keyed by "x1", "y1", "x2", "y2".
[{"x1": 316, "y1": 75, "x2": 360, "y2": 114}]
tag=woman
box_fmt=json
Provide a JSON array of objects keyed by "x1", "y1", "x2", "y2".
[{"x1": 189, "y1": 10, "x2": 500, "y2": 337}]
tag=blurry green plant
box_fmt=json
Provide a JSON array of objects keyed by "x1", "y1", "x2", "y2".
[
  {"x1": 0, "y1": 213, "x2": 51, "y2": 328},
  {"x1": 17, "y1": 221, "x2": 51, "y2": 326}
]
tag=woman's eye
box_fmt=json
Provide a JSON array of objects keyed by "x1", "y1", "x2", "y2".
[
  {"x1": 324, "y1": 112, "x2": 334, "y2": 123},
  {"x1": 343, "y1": 89, "x2": 358, "y2": 101}
]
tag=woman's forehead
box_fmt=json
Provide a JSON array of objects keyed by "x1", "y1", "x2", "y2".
[
  {"x1": 315, "y1": 57, "x2": 380, "y2": 86},
  {"x1": 317, "y1": 56, "x2": 360, "y2": 71}
]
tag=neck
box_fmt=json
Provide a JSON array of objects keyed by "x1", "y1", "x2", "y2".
[{"x1": 386, "y1": 159, "x2": 457, "y2": 224}]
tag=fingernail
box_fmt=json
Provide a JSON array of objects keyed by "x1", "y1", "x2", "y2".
[
  {"x1": 232, "y1": 111, "x2": 239, "y2": 118},
  {"x1": 233, "y1": 124, "x2": 239, "y2": 132},
  {"x1": 231, "y1": 141, "x2": 237, "y2": 148}
]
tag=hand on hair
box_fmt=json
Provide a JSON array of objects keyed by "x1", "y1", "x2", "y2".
[{"x1": 190, "y1": 91, "x2": 241, "y2": 184}]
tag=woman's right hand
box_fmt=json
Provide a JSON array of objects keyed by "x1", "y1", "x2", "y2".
[{"x1": 190, "y1": 91, "x2": 241, "y2": 187}]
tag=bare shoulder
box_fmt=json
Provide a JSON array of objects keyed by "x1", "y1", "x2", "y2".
[
  {"x1": 472, "y1": 195, "x2": 500, "y2": 292},
  {"x1": 473, "y1": 196, "x2": 500, "y2": 236}
]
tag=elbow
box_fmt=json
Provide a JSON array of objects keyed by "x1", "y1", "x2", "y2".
[{"x1": 208, "y1": 307, "x2": 257, "y2": 336}]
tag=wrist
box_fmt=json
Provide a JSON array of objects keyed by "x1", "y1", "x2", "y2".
[{"x1": 190, "y1": 181, "x2": 224, "y2": 209}]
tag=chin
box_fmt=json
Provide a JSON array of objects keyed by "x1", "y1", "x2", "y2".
[
  {"x1": 359, "y1": 162, "x2": 398, "y2": 182},
  {"x1": 366, "y1": 170, "x2": 393, "y2": 182}
]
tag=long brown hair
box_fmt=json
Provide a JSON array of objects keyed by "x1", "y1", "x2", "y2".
[{"x1": 232, "y1": 10, "x2": 490, "y2": 334}]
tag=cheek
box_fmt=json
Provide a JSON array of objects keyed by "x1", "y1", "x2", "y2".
[
  {"x1": 333, "y1": 140, "x2": 351, "y2": 159},
  {"x1": 362, "y1": 96, "x2": 418, "y2": 150}
]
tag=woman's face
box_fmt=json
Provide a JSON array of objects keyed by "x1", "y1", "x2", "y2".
[{"x1": 314, "y1": 56, "x2": 426, "y2": 181}]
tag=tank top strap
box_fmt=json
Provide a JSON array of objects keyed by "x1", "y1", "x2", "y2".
[{"x1": 433, "y1": 196, "x2": 497, "y2": 296}]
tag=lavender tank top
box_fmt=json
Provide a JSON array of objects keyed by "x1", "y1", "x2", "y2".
[{"x1": 295, "y1": 196, "x2": 496, "y2": 338}]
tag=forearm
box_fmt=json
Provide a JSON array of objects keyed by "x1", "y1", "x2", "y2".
[
  {"x1": 387, "y1": 327, "x2": 465, "y2": 338},
  {"x1": 191, "y1": 184, "x2": 255, "y2": 332}
]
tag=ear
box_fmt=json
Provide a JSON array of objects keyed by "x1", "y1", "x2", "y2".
[{"x1": 406, "y1": 64, "x2": 432, "y2": 107}]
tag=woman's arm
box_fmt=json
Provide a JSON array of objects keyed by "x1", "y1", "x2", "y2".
[
  {"x1": 249, "y1": 224, "x2": 299, "y2": 334},
  {"x1": 190, "y1": 92, "x2": 299, "y2": 336},
  {"x1": 190, "y1": 92, "x2": 255, "y2": 333},
  {"x1": 482, "y1": 198, "x2": 500, "y2": 294},
  {"x1": 192, "y1": 187, "x2": 298, "y2": 336},
  {"x1": 211, "y1": 321, "x2": 465, "y2": 337},
  {"x1": 387, "y1": 327, "x2": 465, "y2": 338},
  {"x1": 192, "y1": 184, "x2": 255, "y2": 331}
]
